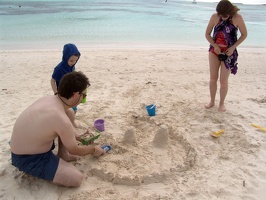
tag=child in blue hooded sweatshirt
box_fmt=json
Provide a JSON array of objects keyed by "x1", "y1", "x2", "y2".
[{"x1": 51, "y1": 43, "x2": 81, "y2": 127}]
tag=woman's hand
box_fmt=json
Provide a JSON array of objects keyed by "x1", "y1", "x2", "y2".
[
  {"x1": 213, "y1": 43, "x2": 221, "y2": 55},
  {"x1": 226, "y1": 46, "x2": 235, "y2": 56}
]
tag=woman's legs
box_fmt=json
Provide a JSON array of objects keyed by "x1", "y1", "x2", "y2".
[
  {"x1": 218, "y1": 61, "x2": 230, "y2": 111},
  {"x1": 205, "y1": 52, "x2": 220, "y2": 109}
]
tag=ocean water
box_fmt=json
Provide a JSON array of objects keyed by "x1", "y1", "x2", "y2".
[{"x1": 0, "y1": 0, "x2": 265, "y2": 50}]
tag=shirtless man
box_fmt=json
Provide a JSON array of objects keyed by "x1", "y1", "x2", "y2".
[{"x1": 10, "y1": 71, "x2": 105, "y2": 187}]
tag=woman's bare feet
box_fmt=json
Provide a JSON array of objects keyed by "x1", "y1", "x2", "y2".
[
  {"x1": 205, "y1": 102, "x2": 215, "y2": 109},
  {"x1": 218, "y1": 103, "x2": 226, "y2": 112}
]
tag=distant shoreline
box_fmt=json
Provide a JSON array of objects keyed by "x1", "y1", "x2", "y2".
[
  {"x1": 1, "y1": 46, "x2": 265, "y2": 54},
  {"x1": 1, "y1": 42, "x2": 266, "y2": 51}
]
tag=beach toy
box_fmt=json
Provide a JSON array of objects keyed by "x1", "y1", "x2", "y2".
[
  {"x1": 251, "y1": 124, "x2": 266, "y2": 132},
  {"x1": 81, "y1": 88, "x2": 87, "y2": 103},
  {"x1": 94, "y1": 119, "x2": 105, "y2": 132},
  {"x1": 211, "y1": 130, "x2": 224, "y2": 138},
  {"x1": 81, "y1": 134, "x2": 101, "y2": 145},
  {"x1": 81, "y1": 97, "x2": 86, "y2": 103},
  {"x1": 101, "y1": 145, "x2": 111, "y2": 152},
  {"x1": 146, "y1": 104, "x2": 156, "y2": 116},
  {"x1": 94, "y1": 129, "x2": 101, "y2": 133}
]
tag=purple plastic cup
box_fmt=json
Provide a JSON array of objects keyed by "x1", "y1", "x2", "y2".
[{"x1": 94, "y1": 119, "x2": 105, "y2": 132}]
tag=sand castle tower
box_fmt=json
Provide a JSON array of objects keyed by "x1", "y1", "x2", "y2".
[
  {"x1": 122, "y1": 128, "x2": 137, "y2": 146},
  {"x1": 152, "y1": 125, "x2": 168, "y2": 148}
]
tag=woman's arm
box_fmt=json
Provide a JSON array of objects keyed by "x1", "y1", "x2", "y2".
[
  {"x1": 205, "y1": 13, "x2": 221, "y2": 54},
  {"x1": 226, "y1": 13, "x2": 247, "y2": 56},
  {"x1": 232, "y1": 13, "x2": 248, "y2": 48},
  {"x1": 205, "y1": 14, "x2": 216, "y2": 45}
]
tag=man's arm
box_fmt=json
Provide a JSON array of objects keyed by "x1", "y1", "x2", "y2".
[{"x1": 56, "y1": 116, "x2": 104, "y2": 156}]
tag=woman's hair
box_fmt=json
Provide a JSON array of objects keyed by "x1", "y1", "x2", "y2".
[
  {"x1": 216, "y1": 0, "x2": 239, "y2": 17},
  {"x1": 58, "y1": 71, "x2": 90, "y2": 99}
]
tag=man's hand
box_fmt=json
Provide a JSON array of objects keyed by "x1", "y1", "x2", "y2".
[{"x1": 92, "y1": 145, "x2": 105, "y2": 157}]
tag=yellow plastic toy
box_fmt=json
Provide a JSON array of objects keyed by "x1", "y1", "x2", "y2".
[
  {"x1": 251, "y1": 124, "x2": 266, "y2": 132},
  {"x1": 211, "y1": 129, "x2": 225, "y2": 138}
]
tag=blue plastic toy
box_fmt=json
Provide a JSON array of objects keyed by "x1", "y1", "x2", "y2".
[{"x1": 101, "y1": 145, "x2": 111, "y2": 152}]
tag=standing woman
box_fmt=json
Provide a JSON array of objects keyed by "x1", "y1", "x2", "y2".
[{"x1": 205, "y1": 0, "x2": 247, "y2": 112}]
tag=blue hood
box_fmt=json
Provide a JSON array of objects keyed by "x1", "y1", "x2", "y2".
[
  {"x1": 52, "y1": 43, "x2": 81, "y2": 88},
  {"x1": 62, "y1": 43, "x2": 81, "y2": 63}
]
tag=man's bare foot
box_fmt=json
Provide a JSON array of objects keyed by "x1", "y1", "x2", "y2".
[
  {"x1": 57, "y1": 152, "x2": 80, "y2": 162},
  {"x1": 218, "y1": 104, "x2": 226, "y2": 112},
  {"x1": 205, "y1": 102, "x2": 215, "y2": 109}
]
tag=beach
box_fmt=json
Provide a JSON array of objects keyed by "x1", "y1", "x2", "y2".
[{"x1": 0, "y1": 47, "x2": 266, "y2": 199}]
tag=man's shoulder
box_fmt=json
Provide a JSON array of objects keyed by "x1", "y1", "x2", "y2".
[{"x1": 37, "y1": 96, "x2": 65, "y2": 115}]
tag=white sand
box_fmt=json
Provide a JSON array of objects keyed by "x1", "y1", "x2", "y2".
[{"x1": 0, "y1": 48, "x2": 266, "y2": 200}]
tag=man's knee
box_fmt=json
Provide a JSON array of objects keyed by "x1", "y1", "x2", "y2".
[
  {"x1": 71, "y1": 171, "x2": 83, "y2": 187},
  {"x1": 53, "y1": 166, "x2": 84, "y2": 187},
  {"x1": 57, "y1": 171, "x2": 83, "y2": 187}
]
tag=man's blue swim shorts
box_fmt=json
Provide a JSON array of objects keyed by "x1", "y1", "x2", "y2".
[{"x1": 11, "y1": 148, "x2": 59, "y2": 181}]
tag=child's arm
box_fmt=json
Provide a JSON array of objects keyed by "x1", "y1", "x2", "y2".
[{"x1": 50, "y1": 78, "x2": 57, "y2": 94}]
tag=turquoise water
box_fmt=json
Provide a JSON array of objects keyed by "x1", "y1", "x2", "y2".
[{"x1": 0, "y1": 0, "x2": 265, "y2": 50}]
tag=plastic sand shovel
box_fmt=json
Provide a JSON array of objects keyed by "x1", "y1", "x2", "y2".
[
  {"x1": 251, "y1": 124, "x2": 266, "y2": 132},
  {"x1": 211, "y1": 130, "x2": 225, "y2": 138},
  {"x1": 81, "y1": 134, "x2": 101, "y2": 145}
]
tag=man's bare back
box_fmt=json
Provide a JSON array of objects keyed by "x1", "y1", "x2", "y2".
[
  {"x1": 11, "y1": 95, "x2": 68, "y2": 154},
  {"x1": 10, "y1": 71, "x2": 106, "y2": 187}
]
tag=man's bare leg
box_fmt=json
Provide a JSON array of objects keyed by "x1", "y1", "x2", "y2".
[
  {"x1": 57, "y1": 137, "x2": 80, "y2": 162},
  {"x1": 53, "y1": 158, "x2": 83, "y2": 187}
]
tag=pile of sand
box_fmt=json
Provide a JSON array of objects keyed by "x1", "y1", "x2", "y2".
[{"x1": 0, "y1": 48, "x2": 265, "y2": 199}]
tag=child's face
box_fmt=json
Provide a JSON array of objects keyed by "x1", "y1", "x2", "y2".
[{"x1": 68, "y1": 55, "x2": 79, "y2": 67}]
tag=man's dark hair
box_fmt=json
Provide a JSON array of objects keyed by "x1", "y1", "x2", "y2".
[{"x1": 58, "y1": 71, "x2": 90, "y2": 99}]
